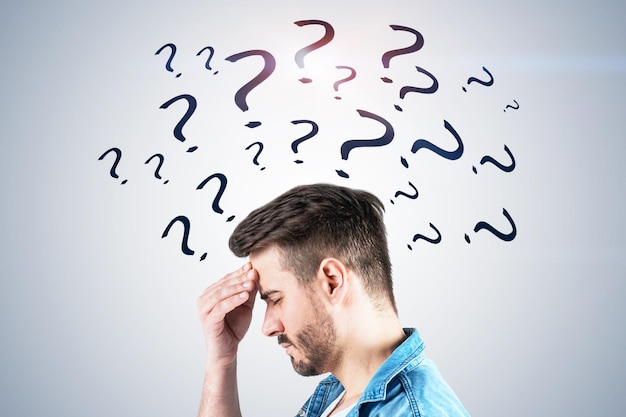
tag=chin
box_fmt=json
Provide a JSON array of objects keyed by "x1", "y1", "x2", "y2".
[{"x1": 291, "y1": 357, "x2": 325, "y2": 377}]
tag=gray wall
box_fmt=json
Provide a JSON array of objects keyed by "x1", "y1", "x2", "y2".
[{"x1": 1, "y1": 1, "x2": 624, "y2": 416}]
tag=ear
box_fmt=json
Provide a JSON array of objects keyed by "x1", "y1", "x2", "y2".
[{"x1": 317, "y1": 258, "x2": 349, "y2": 304}]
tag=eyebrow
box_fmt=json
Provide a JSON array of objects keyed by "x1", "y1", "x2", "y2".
[{"x1": 260, "y1": 290, "x2": 280, "y2": 300}]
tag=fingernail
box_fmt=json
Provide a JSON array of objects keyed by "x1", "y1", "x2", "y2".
[{"x1": 242, "y1": 281, "x2": 251, "y2": 288}]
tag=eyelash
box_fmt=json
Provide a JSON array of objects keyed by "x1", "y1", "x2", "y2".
[{"x1": 270, "y1": 298, "x2": 281, "y2": 306}]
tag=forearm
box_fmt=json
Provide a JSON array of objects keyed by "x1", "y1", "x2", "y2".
[
  {"x1": 197, "y1": 359, "x2": 242, "y2": 417},
  {"x1": 196, "y1": 263, "x2": 257, "y2": 417}
]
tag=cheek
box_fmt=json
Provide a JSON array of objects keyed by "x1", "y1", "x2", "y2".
[{"x1": 282, "y1": 302, "x2": 311, "y2": 331}]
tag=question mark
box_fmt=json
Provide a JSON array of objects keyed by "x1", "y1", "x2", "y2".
[
  {"x1": 378, "y1": 26, "x2": 432, "y2": 110},
  {"x1": 465, "y1": 208, "x2": 517, "y2": 243},
  {"x1": 144, "y1": 153, "x2": 169, "y2": 184},
  {"x1": 333, "y1": 66, "x2": 357, "y2": 100},
  {"x1": 402, "y1": 120, "x2": 464, "y2": 168},
  {"x1": 98, "y1": 147, "x2": 127, "y2": 184},
  {"x1": 161, "y1": 215, "x2": 195, "y2": 256},
  {"x1": 407, "y1": 223, "x2": 442, "y2": 250},
  {"x1": 224, "y1": 50, "x2": 276, "y2": 112},
  {"x1": 245, "y1": 142, "x2": 266, "y2": 170},
  {"x1": 393, "y1": 66, "x2": 439, "y2": 111},
  {"x1": 472, "y1": 144, "x2": 516, "y2": 174},
  {"x1": 336, "y1": 110, "x2": 395, "y2": 179},
  {"x1": 196, "y1": 46, "x2": 219, "y2": 74},
  {"x1": 294, "y1": 20, "x2": 335, "y2": 83},
  {"x1": 462, "y1": 66, "x2": 494, "y2": 92},
  {"x1": 380, "y1": 25, "x2": 425, "y2": 81},
  {"x1": 159, "y1": 94, "x2": 198, "y2": 152},
  {"x1": 155, "y1": 43, "x2": 182, "y2": 78},
  {"x1": 196, "y1": 173, "x2": 236, "y2": 222},
  {"x1": 390, "y1": 181, "x2": 418, "y2": 204},
  {"x1": 290, "y1": 119, "x2": 319, "y2": 164},
  {"x1": 504, "y1": 99, "x2": 519, "y2": 112}
]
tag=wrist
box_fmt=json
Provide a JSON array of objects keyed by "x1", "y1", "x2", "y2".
[{"x1": 205, "y1": 354, "x2": 238, "y2": 373}]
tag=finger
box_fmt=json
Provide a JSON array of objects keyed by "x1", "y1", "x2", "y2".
[
  {"x1": 241, "y1": 275, "x2": 258, "y2": 309},
  {"x1": 208, "y1": 289, "x2": 254, "y2": 324},
  {"x1": 197, "y1": 280, "x2": 252, "y2": 315},
  {"x1": 198, "y1": 264, "x2": 254, "y2": 304},
  {"x1": 200, "y1": 262, "x2": 252, "y2": 295},
  {"x1": 205, "y1": 273, "x2": 258, "y2": 324},
  {"x1": 197, "y1": 267, "x2": 257, "y2": 316}
]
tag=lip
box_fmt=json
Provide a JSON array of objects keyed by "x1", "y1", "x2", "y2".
[{"x1": 280, "y1": 343, "x2": 293, "y2": 354}]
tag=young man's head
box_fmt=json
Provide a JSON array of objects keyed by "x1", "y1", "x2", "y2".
[{"x1": 229, "y1": 183, "x2": 396, "y2": 310}]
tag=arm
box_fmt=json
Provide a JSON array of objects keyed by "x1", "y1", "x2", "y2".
[{"x1": 196, "y1": 262, "x2": 258, "y2": 417}]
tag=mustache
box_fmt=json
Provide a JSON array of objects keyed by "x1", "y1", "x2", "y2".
[{"x1": 277, "y1": 334, "x2": 293, "y2": 345}]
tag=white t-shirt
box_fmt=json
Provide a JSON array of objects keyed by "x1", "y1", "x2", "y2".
[{"x1": 318, "y1": 390, "x2": 357, "y2": 417}]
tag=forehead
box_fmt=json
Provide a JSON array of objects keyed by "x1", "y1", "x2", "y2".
[{"x1": 249, "y1": 245, "x2": 299, "y2": 295}]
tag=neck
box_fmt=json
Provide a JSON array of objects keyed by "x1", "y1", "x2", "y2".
[{"x1": 331, "y1": 307, "x2": 406, "y2": 400}]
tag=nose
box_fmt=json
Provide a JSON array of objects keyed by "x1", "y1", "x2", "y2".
[{"x1": 262, "y1": 305, "x2": 284, "y2": 337}]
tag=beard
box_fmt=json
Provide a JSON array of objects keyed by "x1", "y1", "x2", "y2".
[{"x1": 277, "y1": 307, "x2": 339, "y2": 376}]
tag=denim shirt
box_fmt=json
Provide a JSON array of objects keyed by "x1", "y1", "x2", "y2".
[{"x1": 294, "y1": 328, "x2": 470, "y2": 417}]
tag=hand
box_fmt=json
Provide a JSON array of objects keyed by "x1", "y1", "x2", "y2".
[{"x1": 197, "y1": 263, "x2": 258, "y2": 366}]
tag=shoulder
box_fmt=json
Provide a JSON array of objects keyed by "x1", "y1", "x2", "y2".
[
  {"x1": 401, "y1": 356, "x2": 469, "y2": 413},
  {"x1": 358, "y1": 329, "x2": 470, "y2": 416},
  {"x1": 358, "y1": 358, "x2": 470, "y2": 416}
]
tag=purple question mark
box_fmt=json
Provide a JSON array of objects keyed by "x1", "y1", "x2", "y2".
[
  {"x1": 294, "y1": 20, "x2": 335, "y2": 83},
  {"x1": 224, "y1": 50, "x2": 276, "y2": 112}
]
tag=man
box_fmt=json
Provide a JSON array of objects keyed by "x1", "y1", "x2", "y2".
[{"x1": 196, "y1": 183, "x2": 470, "y2": 416}]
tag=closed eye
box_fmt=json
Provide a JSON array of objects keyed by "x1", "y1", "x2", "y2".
[{"x1": 260, "y1": 290, "x2": 281, "y2": 304}]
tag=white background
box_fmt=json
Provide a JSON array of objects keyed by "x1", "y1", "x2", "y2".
[{"x1": 1, "y1": 1, "x2": 624, "y2": 416}]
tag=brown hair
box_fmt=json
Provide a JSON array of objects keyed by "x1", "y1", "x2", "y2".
[{"x1": 229, "y1": 183, "x2": 395, "y2": 308}]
